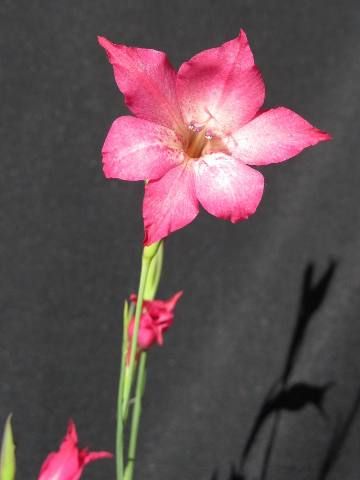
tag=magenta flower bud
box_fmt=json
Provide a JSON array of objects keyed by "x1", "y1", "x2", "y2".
[
  {"x1": 128, "y1": 292, "x2": 183, "y2": 352},
  {"x1": 38, "y1": 421, "x2": 112, "y2": 480}
]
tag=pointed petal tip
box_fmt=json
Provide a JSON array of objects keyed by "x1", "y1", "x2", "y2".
[
  {"x1": 97, "y1": 35, "x2": 120, "y2": 60},
  {"x1": 97, "y1": 35, "x2": 109, "y2": 48},
  {"x1": 66, "y1": 419, "x2": 78, "y2": 443},
  {"x1": 319, "y1": 130, "x2": 332, "y2": 142},
  {"x1": 238, "y1": 28, "x2": 248, "y2": 41},
  {"x1": 164, "y1": 290, "x2": 184, "y2": 311},
  {"x1": 171, "y1": 290, "x2": 184, "y2": 304},
  {"x1": 308, "y1": 127, "x2": 332, "y2": 147},
  {"x1": 230, "y1": 209, "x2": 252, "y2": 224},
  {"x1": 228, "y1": 193, "x2": 264, "y2": 223},
  {"x1": 84, "y1": 450, "x2": 113, "y2": 464}
]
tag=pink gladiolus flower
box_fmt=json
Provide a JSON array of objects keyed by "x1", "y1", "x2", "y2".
[
  {"x1": 98, "y1": 31, "x2": 330, "y2": 245},
  {"x1": 38, "y1": 421, "x2": 112, "y2": 480},
  {"x1": 128, "y1": 292, "x2": 183, "y2": 353}
]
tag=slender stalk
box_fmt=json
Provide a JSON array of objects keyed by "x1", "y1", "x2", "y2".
[
  {"x1": 121, "y1": 255, "x2": 151, "y2": 420},
  {"x1": 116, "y1": 241, "x2": 162, "y2": 480},
  {"x1": 123, "y1": 351, "x2": 147, "y2": 480},
  {"x1": 123, "y1": 244, "x2": 163, "y2": 480},
  {"x1": 144, "y1": 242, "x2": 164, "y2": 300},
  {"x1": 115, "y1": 301, "x2": 133, "y2": 480}
]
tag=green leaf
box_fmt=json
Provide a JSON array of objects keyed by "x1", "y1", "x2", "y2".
[{"x1": 0, "y1": 414, "x2": 16, "y2": 480}]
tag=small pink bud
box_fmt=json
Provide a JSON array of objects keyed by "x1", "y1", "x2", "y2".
[
  {"x1": 128, "y1": 292, "x2": 183, "y2": 355},
  {"x1": 38, "y1": 421, "x2": 112, "y2": 480}
]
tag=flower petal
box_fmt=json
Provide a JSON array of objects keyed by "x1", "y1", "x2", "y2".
[
  {"x1": 227, "y1": 107, "x2": 331, "y2": 165},
  {"x1": 83, "y1": 451, "x2": 113, "y2": 466},
  {"x1": 164, "y1": 291, "x2": 183, "y2": 312},
  {"x1": 176, "y1": 30, "x2": 265, "y2": 135},
  {"x1": 143, "y1": 164, "x2": 199, "y2": 245},
  {"x1": 129, "y1": 316, "x2": 156, "y2": 349},
  {"x1": 98, "y1": 36, "x2": 184, "y2": 131},
  {"x1": 194, "y1": 154, "x2": 264, "y2": 222},
  {"x1": 65, "y1": 420, "x2": 78, "y2": 444},
  {"x1": 102, "y1": 116, "x2": 183, "y2": 180}
]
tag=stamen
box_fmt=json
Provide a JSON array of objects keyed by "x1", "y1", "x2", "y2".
[{"x1": 188, "y1": 121, "x2": 202, "y2": 133}]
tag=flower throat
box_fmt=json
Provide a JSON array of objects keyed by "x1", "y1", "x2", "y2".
[{"x1": 185, "y1": 122, "x2": 213, "y2": 158}]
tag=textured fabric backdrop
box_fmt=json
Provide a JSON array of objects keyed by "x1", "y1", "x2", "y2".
[{"x1": 1, "y1": 1, "x2": 360, "y2": 479}]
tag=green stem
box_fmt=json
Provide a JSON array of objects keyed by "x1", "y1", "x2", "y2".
[
  {"x1": 124, "y1": 351, "x2": 147, "y2": 480},
  {"x1": 115, "y1": 301, "x2": 133, "y2": 480},
  {"x1": 143, "y1": 242, "x2": 164, "y2": 300},
  {"x1": 116, "y1": 241, "x2": 162, "y2": 480},
  {"x1": 122, "y1": 257, "x2": 150, "y2": 420}
]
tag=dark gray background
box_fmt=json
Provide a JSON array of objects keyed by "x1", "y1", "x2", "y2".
[{"x1": 1, "y1": 1, "x2": 360, "y2": 479}]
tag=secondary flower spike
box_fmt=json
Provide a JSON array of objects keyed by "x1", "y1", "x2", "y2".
[
  {"x1": 128, "y1": 292, "x2": 183, "y2": 353},
  {"x1": 38, "y1": 421, "x2": 112, "y2": 480},
  {"x1": 98, "y1": 31, "x2": 330, "y2": 245}
]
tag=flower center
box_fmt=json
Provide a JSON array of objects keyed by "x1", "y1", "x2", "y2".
[{"x1": 185, "y1": 122, "x2": 213, "y2": 159}]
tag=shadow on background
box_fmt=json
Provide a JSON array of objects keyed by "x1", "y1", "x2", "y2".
[
  {"x1": 210, "y1": 260, "x2": 346, "y2": 480},
  {"x1": 317, "y1": 386, "x2": 360, "y2": 480}
]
